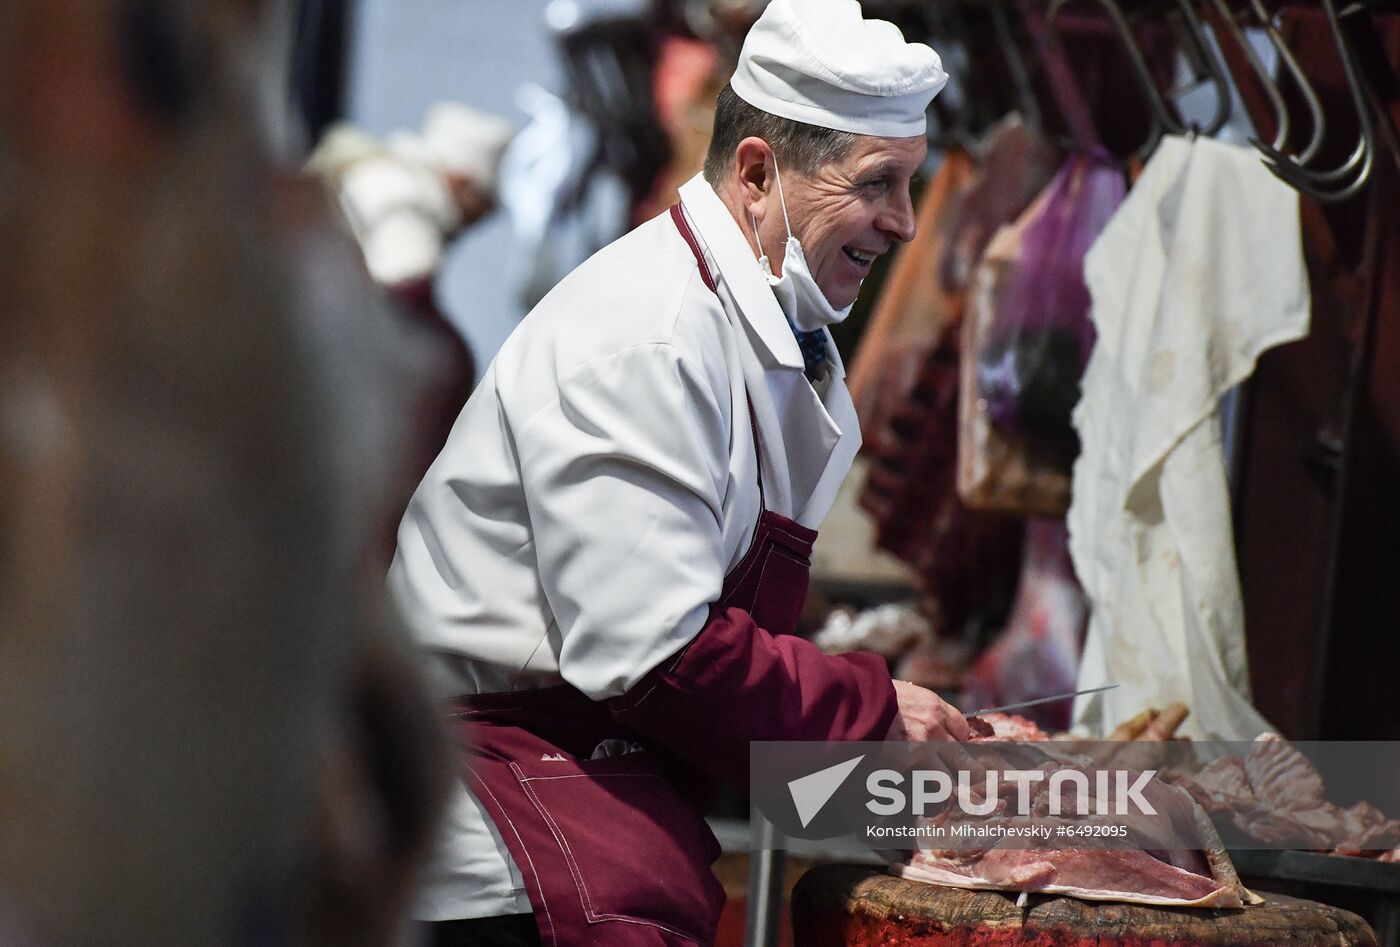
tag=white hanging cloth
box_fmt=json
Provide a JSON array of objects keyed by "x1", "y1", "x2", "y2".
[{"x1": 1070, "y1": 135, "x2": 1310, "y2": 740}]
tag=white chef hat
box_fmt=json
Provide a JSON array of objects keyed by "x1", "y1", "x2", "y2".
[
  {"x1": 730, "y1": 0, "x2": 947, "y2": 138},
  {"x1": 387, "y1": 102, "x2": 515, "y2": 197}
]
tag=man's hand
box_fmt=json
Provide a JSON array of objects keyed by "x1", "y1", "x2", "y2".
[{"x1": 885, "y1": 680, "x2": 970, "y2": 741}]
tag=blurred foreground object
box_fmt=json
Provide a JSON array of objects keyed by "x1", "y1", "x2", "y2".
[{"x1": 0, "y1": 1, "x2": 449, "y2": 944}]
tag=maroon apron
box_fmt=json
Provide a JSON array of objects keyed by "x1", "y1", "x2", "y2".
[{"x1": 447, "y1": 204, "x2": 827, "y2": 946}]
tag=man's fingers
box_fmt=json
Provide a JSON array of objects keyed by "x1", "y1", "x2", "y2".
[
  {"x1": 888, "y1": 682, "x2": 973, "y2": 744},
  {"x1": 946, "y1": 711, "x2": 970, "y2": 742},
  {"x1": 922, "y1": 721, "x2": 958, "y2": 743}
]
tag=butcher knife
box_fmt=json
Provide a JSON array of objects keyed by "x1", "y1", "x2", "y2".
[{"x1": 966, "y1": 683, "x2": 1119, "y2": 718}]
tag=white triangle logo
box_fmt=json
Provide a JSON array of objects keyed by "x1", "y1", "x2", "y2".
[{"x1": 788, "y1": 755, "x2": 864, "y2": 828}]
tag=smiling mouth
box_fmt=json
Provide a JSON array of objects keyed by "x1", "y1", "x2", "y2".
[{"x1": 844, "y1": 247, "x2": 879, "y2": 268}]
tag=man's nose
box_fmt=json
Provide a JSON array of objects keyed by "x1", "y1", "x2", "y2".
[{"x1": 879, "y1": 190, "x2": 918, "y2": 243}]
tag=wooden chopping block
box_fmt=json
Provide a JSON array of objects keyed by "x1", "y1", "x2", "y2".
[{"x1": 791, "y1": 865, "x2": 1379, "y2": 946}]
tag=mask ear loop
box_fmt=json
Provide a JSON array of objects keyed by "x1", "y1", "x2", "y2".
[
  {"x1": 750, "y1": 150, "x2": 791, "y2": 275},
  {"x1": 749, "y1": 212, "x2": 773, "y2": 277},
  {"x1": 770, "y1": 152, "x2": 793, "y2": 240}
]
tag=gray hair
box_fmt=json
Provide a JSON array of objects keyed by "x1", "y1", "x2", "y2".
[{"x1": 702, "y1": 84, "x2": 857, "y2": 185}]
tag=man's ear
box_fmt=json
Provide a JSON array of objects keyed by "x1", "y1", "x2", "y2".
[{"x1": 733, "y1": 137, "x2": 773, "y2": 218}]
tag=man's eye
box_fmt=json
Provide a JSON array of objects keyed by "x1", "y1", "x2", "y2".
[{"x1": 863, "y1": 176, "x2": 891, "y2": 191}]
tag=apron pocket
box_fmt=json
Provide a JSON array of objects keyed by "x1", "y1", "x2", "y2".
[
  {"x1": 749, "y1": 547, "x2": 812, "y2": 636},
  {"x1": 511, "y1": 754, "x2": 724, "y2": 943}
]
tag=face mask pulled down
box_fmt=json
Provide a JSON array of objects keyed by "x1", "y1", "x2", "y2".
[{"x1": 751, "y1": 156, "x2": 855, "y2": 333}]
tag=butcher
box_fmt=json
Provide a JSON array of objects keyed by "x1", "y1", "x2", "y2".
[{"x1": 389, "y1": 1, "x2": 967, "y2": 944}]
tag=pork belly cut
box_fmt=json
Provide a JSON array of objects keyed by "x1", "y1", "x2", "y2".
[
  {"x1": 893, "y1": 766, "x2": 1260, "y2": 907},
  {"x1": 895, "y1": 844, "x2": 1245, "y2": 907}
]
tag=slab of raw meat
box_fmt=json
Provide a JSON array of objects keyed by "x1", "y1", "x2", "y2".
[
  {"x1": 1181, "y1": 736, "x2": 1400, "y2": 857},
  {"x1": 892, "y1": 749, "x2": 1260, "y2": 907}
]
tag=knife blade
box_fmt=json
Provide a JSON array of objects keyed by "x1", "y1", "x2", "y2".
[{"x1": 966, "y1": 684, "x2": 1119, "y2": 718}]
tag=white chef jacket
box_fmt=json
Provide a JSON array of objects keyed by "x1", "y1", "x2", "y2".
[{"x1": 390, "y1": 174, "x2": 862, "y2": 920}]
